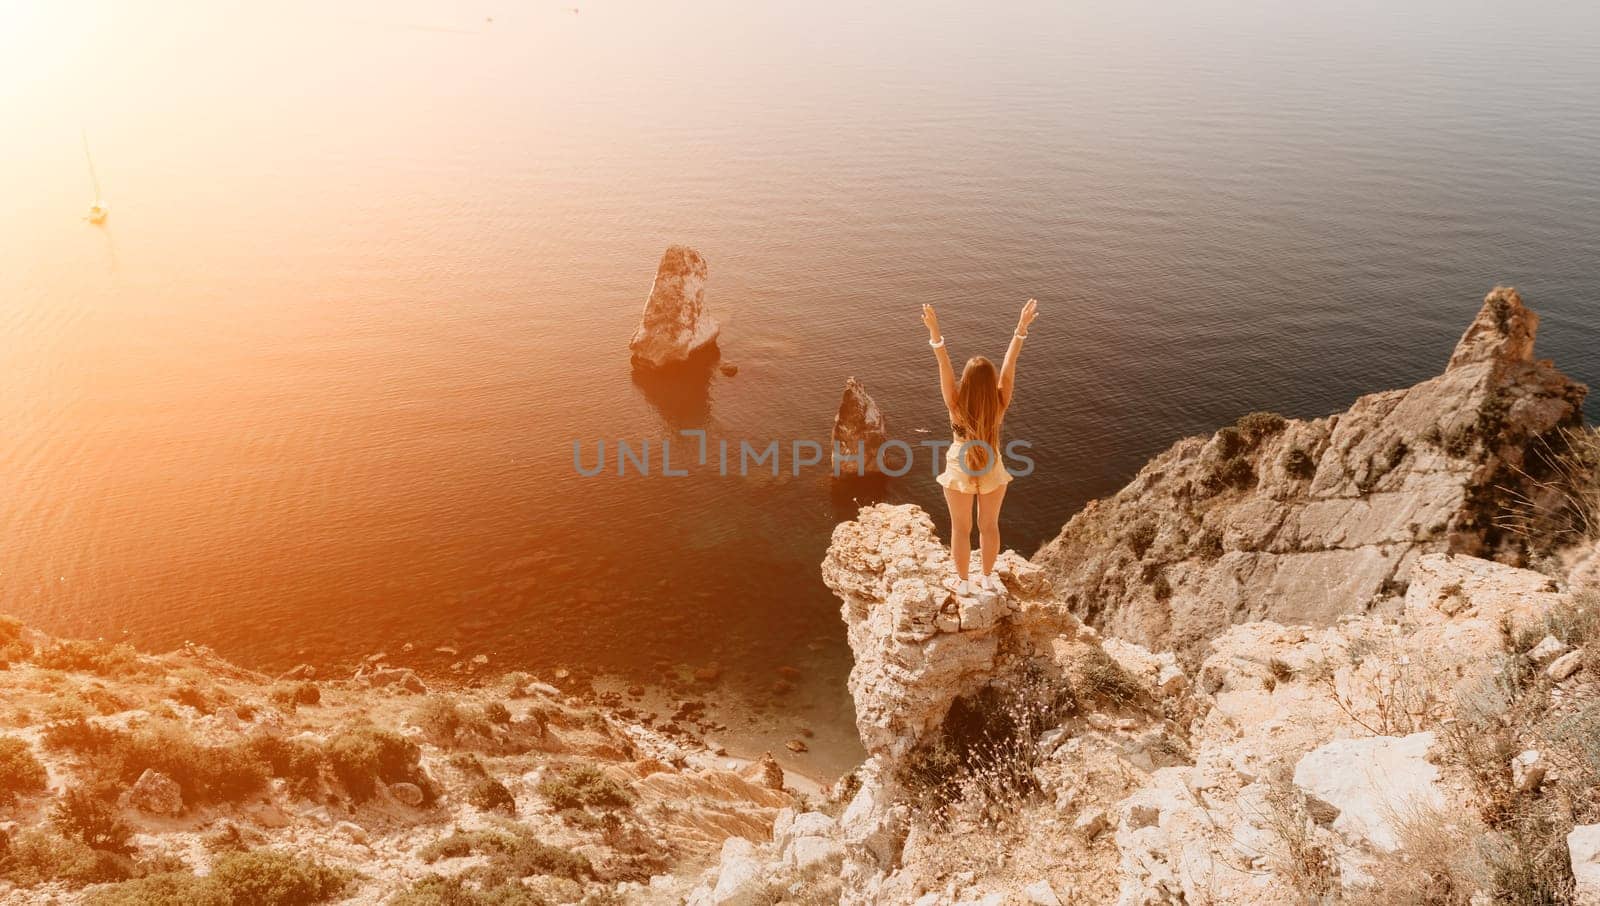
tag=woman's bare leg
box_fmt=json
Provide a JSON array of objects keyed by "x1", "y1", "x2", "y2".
[
  {"x1": 978, "y1": 483, "x2": 1007, "y2": 576},
  {"x1": 943, "y1": 486, "x2": 975, "y2": 581}
]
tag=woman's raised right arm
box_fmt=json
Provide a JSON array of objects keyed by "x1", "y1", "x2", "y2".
[{"x1": 922, "y1": 304, "x2": 958, "y2": 413}]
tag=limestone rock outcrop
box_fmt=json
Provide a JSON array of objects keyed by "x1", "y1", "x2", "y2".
[
  {"x1": 729, "y1": 502, "x2": 1595, "y2": 906},
  {"x1": 1034, "y1": 287, "x2": 1589, "y2": 658},
  {"x1": 832, "y1": 377, "x2": 891, "y2": 476},
  {"x1": 822, "y1": 504, "x2": 1081, "y2": 759},
  {"x1": 816, "y1": 504, "x2": 1175, "y2": 903},
  {"x1": 629, "y1": 245, "x2": 721, "y2": 367}
]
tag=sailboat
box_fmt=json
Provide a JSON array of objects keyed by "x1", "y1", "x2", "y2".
[{"x1": 82, "y1": 130, "x2": 108, "y2": 224}]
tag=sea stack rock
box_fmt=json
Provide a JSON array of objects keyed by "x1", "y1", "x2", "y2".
[
  {"x1": 629, "y1": 245, "x2": 721, "y2": 368},
  {"x1": 832, "y1": 377, "x2": 890, "y2": 476}
]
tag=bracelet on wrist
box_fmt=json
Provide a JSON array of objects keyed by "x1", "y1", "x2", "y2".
[
  {"x1": 929, "y1": 337, "x2": 946, "y2": 349},
  {"x1": 1014, "y1": 331, "x2": 1028, "y2": 340}
]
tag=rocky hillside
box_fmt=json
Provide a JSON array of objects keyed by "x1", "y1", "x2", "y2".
[
  {"x1": 0, "y1": 621, "x2": 803, "y2": 905},
  {"x1": 686, "y1": 503, "x2": 1600, "y2": 906},
  {"x1": 1034, "y1": 287, "x2": 1590, "y2": 660},
  {"x1": 685, "y1": 288, "x2": 1600, "y2": 906}
]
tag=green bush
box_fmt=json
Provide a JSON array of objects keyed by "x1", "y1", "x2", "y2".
[
  {"x1": 417, "y1": 829, "x2": 516, "y2": 863},
  {"x1": 84, "y1": 850, "x2": 352, "y2": 906},
  {"x1": 83, "y1": 872, "x2": 222, "y2": 906},
  {"x1": 42, "y1": 717, "x2": 125, "y2": 751},
  {"x1": 1125, "y1": 520, "x2": 1158, "y2": 558},
  {"x1": 269, "y1": 681, "x2": 321, "y2": 707},
  {"x1": 473, "y1": 834, "x2": 592, "y2": 886},
  {"x1": 413, "y1": 696, "x2": 493, "y2": 744},
  {"x1": 34, "y1": 638, "x2": 146, "y2": 677},
  {"x1": 206, "y1": 849, "x2": 354, "y2": 905},
  {"x1": 326, "y1": 725, "x2": 430, "y2": 803},
  {"x1": 40, "y1": 719, "x2": 268, "y2": 806},
  {"x1": 537, "y1": 765, "x2": 633, "y2": 811},
  {"x1": 0, "y1": 830, "x2": 134, "y2": 887},
  {"x1": 1283, "y1": 447, "x2": 1318, "y2": 480},
  {"x1": 0, "y1": 735, "x2": 48, "y2": 800},
  {"x1": 413, "y1": 824, "x2": 589, "y2": 891},
  {"x1": 52, "y1": 787, "x2": 134, "y2": 854},
  {"x1": 1235, "y1": 411, "x2": 1288, "y2": 443},
  {"x1": 468, "y1": 777, "x2": 517, "y2": 814},
  {"x1": 389, "y1": 873, "x2": 549, "y2": 906},
  {"x1": 0, "y1": 614, "x2": 32, "y2": 665},
  {"x1": 245, "y1": 735, "x2": 324, "y2": 789}
]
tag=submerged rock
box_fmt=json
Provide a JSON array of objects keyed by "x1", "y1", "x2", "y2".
[
  {"x1": 832, "y1": 377, "x2": 891, "y2": 476},
  {"x1": 629, "y1": 245, "x2": 721, "y2": 368},
  {"x1": 1034, "y1": 286, "x2": 1589, "y2": 658}
]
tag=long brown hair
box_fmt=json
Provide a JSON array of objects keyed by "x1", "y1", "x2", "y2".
[{"x1": 953, "y1": 356, "x2": 1006, "y2": 473}]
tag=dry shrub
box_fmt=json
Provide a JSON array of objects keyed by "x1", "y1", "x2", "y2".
[
  {"x1": 1420, "y1": 650, "x2": 1587, "y2": 903},
  {"x1": 245, "y1": 735, "x2": 324, "y2": 792},
  {"x1": 1236, "y1": 411, "x2": 1289, "y2": 443},
  {"x1": 80, "y1": 684, "x2": 136, "y2": 715},
  {"x1": 756, "y1": 859, "x2": 847, "y2": 905},
  {"x1": 1064, "y1": 646, "x2": 1147, "y2": 709},
  {"x1": 1494, "y1": 427, "x2": 1600, "y2": 550},
  {"x1": 417, "y1": 828, "x2": 515, "y2": 863},
  {"x1": 1351, "y1": 805, "x2": 1492, "y2": 906},
  {"x1": 899, "y1": 665, "x2": 1073, "y2": 828},
  {"x1": 1255, "y1": 779, "x2": 1339, "y2": 901},
  {"x1": 1322, "y1": 630, "x2": 1447, "y2": 736}
]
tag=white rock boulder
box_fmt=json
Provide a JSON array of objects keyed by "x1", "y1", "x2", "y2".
[
  {"x1": 1292, "y1": 732, "x2": 1447, "y2": 852},
  {"x1": 1569, "y1": 824, "x2": 1600, "y2": 905},
  {"x1": 126, "y1": 768, "x2": 183, "y2": 817}
]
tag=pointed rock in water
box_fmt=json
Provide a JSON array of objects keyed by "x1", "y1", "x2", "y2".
[
  {"x1": 628, "y1": 245, "x2": 720, "y2": 368},
  {"x1": 1033, "y1": 285, "x2": 1589, "y2": 657},
  {"x1": 832, "y1": 377, "x2": 890, "y2": 476}
]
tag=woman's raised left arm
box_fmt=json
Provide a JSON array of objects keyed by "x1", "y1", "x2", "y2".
[{"x1": 999, "y1": 298, "x2": 1038, "y2": 405}]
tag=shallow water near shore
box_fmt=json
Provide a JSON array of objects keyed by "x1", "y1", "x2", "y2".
[{"x1": 3, "y1": 0, "x2": 1600, "y2": 772}]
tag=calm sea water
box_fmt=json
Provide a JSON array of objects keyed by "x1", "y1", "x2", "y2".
[{"x1": 4, "y1": 0, "x2": 1599, "y2": 773}]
